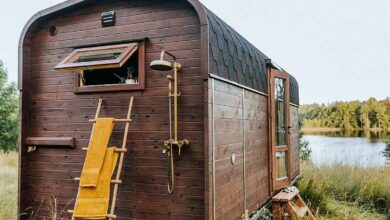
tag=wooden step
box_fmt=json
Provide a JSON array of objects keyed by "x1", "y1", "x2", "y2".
[
  {"x1": 272, "y1": 190, "x2": 299, "y2": 202},
  {"x1": 296, "y1": 206, "x2": 308, "y2": 217}
]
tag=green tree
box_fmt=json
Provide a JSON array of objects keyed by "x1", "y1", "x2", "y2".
[
  {"x1": 300, "y1": 97, "x2": 390, "y2": 131},
  {"x1": 358, "y1": 103, "x2": 371, "y2": 130},
  {"x1": 0, "y1": 61, "x2": 19, "y2": 152},
  {"x1": 299, "y1": 120, "x2": 311, "y2": 160},
  {"x1": 366, "y1": 98, "x2": 379, "y2": 128}
]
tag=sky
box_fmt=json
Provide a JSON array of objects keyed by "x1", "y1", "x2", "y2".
[{"x1": 0, "y1": 0, "x2": 389, "y2": 104}]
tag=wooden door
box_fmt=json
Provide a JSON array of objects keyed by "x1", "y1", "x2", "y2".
[{"x1": 268, "y1": 68, "x2": 291, "y2": 192}]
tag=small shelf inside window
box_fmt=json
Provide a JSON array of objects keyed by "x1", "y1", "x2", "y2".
[{"x1": 55, "y1": 41, "x2": 145, "y2": 93}]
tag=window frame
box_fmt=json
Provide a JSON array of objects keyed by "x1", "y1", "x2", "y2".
[
  {"x1": 268, "y1": 68, "x2": 291, "y2": 192},
  {"x1": 55, "y1": 41, "x2": 145, "y2": 93}
]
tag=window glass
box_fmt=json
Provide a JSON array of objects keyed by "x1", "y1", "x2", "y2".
[
  {"x1": 72, "y1": 49, "x2": 125, "y2": 63},
  {"x1": 275, "y1": 77, "x2": 287, "y2": 146},
  {"x1": 276, "y1": 152, "x2": 288, "y2": 180}
]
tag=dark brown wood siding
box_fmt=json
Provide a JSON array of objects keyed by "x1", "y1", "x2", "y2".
[
  {"x1": 207, "y1": 78, "x2": 270, "y2": 220},
  {"x1": 20, "y1": 0, "x2": 204, "y2": 219}
]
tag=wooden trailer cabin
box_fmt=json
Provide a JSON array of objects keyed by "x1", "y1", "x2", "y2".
[{"x1": 18, "y1": 0, "x2": 301, "y2": 219}]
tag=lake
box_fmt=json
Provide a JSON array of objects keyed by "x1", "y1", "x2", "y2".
[{"x1": 303, "y1": 131, "x2": 390, "y2": 167}]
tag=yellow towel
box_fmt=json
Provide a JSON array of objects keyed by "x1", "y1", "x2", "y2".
[
  {"x1": 80, "y1": 118, "x2": 115, "y2": 187},
  {"x1": 73, "y1": 147, "x2": 119, "y2": 219}
]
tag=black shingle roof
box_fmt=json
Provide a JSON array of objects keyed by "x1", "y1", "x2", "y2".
[
  {"x1": 289, "y1": 75, "x2": 300, "y2": 105},
  {"x1": 206, "y1": 9, "x2": 299, "y2": 105}
]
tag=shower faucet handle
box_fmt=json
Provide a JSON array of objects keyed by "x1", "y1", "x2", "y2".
[
  {"x1": 163, "y1": 139, "x2": 173, "y2": 154},
  {"x1": 177, "y1": 139, "x2": 190, "y2": 156}
]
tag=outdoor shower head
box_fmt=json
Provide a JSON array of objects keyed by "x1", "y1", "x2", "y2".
[
  {"x1": 150, "y1": 50, "x2": 182, "y2": 72},
  {"x1": 150, "y1": 59, "x2": 173, "y2": 71}
]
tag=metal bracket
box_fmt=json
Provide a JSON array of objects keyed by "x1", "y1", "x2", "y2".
[
  {"x1": 168, "y1": 92, "x2": 182, "y2": 97},
  {"x1": 27, "y1": 146, "x2": 37, "y2": 153}
]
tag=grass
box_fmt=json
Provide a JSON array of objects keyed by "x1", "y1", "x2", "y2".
[
  {"x1": 298, "y1": 161, "x2": 390, "y2": 220},
  {"x1": 0, "y1": 151, "x2": 18, "y2": 220},
  {"x1": 0, "y1": 152, "x2": 69, "y2": 220}
]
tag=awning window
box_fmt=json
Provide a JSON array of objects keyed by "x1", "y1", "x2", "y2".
[{"x1": 55, "y1": 43, "x2": 139, "y2": 72}]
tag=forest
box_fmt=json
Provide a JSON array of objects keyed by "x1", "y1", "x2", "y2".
[
  {"x1": 0, "y1": 61, "x2": 18, "y2": 153},
  {"x1": 299, "y1": 98, "x2": 390, "y2": 131}
]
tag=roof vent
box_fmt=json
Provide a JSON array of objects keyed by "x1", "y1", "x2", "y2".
[
  {"x1": 48, "y1": 25, "x2": 58, "y2": 36},
  {"x1": 101, "y1": 11, "x2": 116, "y2": 27}
]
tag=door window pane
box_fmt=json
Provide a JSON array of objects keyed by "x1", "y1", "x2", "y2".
[
  {"x1": 274, "y1": 78, "x2": 286, "y2": 146},
  {"x1": 276, "y1": 152, "x2": 288, "y2": 180}
]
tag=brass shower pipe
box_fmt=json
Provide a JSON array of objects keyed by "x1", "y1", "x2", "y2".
[
  {"x1": 150, "y1": 50, "x2": 190, "y2": 193},
  {"x1": 151, "y1": 50, "x2": 190, "y2": 154}
]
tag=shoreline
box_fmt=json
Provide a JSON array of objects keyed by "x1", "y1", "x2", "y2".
[{"x1": 301, "y1": 127, "x2": 386, "y2": 132}]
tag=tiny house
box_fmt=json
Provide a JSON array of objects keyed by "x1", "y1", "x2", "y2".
[{"x1": 18, "y1": 0, "x2": 300, "y2": 219}]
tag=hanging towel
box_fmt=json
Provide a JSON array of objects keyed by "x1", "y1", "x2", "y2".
[
  {"x1": 80, "y1": 118, "x2": 115, "y2": 187},
  {"x1": 73, "y1": 147, "x2": 119, "y2": 219}
]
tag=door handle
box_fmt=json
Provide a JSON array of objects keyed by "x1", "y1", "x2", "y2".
[{"x1": 287, "y1": 125, "x2": 292, "y2": 134}]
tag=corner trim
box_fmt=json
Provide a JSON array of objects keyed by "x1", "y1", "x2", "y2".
[{"x1": 209, "y1": 73, "x2": 268, "y2": 97}]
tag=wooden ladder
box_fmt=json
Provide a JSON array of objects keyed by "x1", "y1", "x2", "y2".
[
  {"x1": 272, "y1": 189, "x2": 316, "y2": 220},
  {"x1": 69, "y1": 97, "x2": 134, "y2": 220}
]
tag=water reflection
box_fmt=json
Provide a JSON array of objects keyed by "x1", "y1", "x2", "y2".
[{"x1": 303, "y1": 131, "x2": 390, "y2": 167}]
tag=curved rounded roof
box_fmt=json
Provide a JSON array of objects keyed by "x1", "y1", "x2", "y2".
[
  {"x1": 207, "y1": 9, "x2": 269, "y2": 93},
  {"x1": 206, "y1": 9, "x2": 299, "y2": 105},
  {"x1": 19, "y1": 0, "x2": 299, "y2": 105}
]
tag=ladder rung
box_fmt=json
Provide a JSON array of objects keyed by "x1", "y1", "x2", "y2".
[
  {"x1": 74, "y1": 177, "x2": 122, "y2": 184},
  {"x1": 68, "y1": 210, "x2": 117, "y2": 219},
  {"x1": 110, "y1": 180, "x2": 122, "y2": 184},
  {"x1": 89, "y1": 119, "x2": 132, "y2": 123},
  {"x1": 107, "y1": 214, "x2": 117, "y2": 219},
  {"x1": 81, "y1": 147, "x2": 128, "y2": 153}
]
